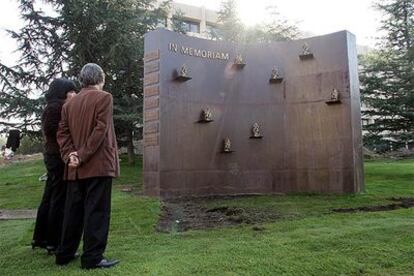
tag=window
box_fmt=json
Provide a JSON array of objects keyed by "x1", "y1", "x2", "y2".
[{"x1": 183, "y1": 20, "x2": 200, "y2": 33}]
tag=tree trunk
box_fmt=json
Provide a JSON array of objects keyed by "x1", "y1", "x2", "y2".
[{"x1": 126, "y1": 129, "x2": 135, "y2": 165}]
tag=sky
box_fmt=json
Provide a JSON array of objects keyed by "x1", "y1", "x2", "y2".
[
  {"x1": 0, "y1": 0, "x2": 382, "y2": 66},
  {"x1": 0, "y1": 0, "x2": 22, "y2": 66},
  {"x1": 175, "y1": 0, "x2": 382, "y2": 46}
]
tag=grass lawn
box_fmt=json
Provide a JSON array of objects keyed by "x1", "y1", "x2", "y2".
[{"x1": 0, "y1": 157, "x2": 413, "y2": 275}]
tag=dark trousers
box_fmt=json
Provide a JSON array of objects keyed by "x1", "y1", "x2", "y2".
[
  {"x1": 33, "y1": 153, "x2": 66, "y2": 248},
  {"x1": 56, "y1": 177, "x2": 112, "y2": 267}
]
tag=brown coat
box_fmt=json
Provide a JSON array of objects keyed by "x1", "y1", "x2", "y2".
[{"x1": 57, "y1": 87, "x2": 120, "y2": 180}]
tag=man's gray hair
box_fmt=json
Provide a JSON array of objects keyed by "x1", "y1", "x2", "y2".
[{"x1": 79, "y1": 63, "x2": 105, "y2": 87}]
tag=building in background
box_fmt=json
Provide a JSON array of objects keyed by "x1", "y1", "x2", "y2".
[{"x1": 163, "y1": 2, "x2": 219, "y2": 38}]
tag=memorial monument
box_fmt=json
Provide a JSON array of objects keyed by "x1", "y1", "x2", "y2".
[{"x1": 143, "y1": 29, "x2": 364, "y2": 198}]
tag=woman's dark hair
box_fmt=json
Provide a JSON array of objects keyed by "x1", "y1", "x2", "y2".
[{"x1": 45, "y1": 78, "x2": 77, "y2": 102}]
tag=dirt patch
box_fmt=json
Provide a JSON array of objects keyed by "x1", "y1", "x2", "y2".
[
  {"x1": 0, "y1": 209, "x2": 37, "y2": 220},
  {"x1": 0, "y1": 153, "x2": 43, "y2": 167},
  {"x1": 156, "y1": 196, "x2": 414, "y2": 232},
  {"x1": 333, "y1": 197, "x2": 414, "y2": 213},
  {"x1": 115, "y1": 185, "x2": 143, "y2": 196},
  {"x1": 156, "y1": 199, "x2": 280, "y2": 233}
]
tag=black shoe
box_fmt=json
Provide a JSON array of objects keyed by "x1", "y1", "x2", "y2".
[
  {"x1": 31, "y1": 240, "x2": 47, "y2": 250},
  {"x1": 46, "y1": 246, "x2": 56, "y2": 255},
  {"x1": 82, "y1": 259, "x2": 120, "y2": 269},
  {"x1": 55, "y1": 253, "x2": 80, "y2": 266}
]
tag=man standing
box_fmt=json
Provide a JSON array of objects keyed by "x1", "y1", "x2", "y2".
[{"x1": 56, "y1": 63, "x2": 120, "y2": 269}]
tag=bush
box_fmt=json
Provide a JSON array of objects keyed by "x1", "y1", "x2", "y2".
[{"x1": 15, "y1": 136, "x2": 44, "y2": 155}]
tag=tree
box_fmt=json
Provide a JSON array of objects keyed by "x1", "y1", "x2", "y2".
[
  {"x1": 0, "y1": 0, "x2": 68, "y2": 133},
  {"x1": 360, "y1": 0, "x2": 414, "y2": 149},
  {"x1": 213, "y1": 0, "x2": 244, "y2": 42},
  {"x1": 212, "y1": 0, "x2": 299, "y2": 43},
  {"x1": 0, "y1": 0, "x2": 169, "y2": 164},
  {"x1": 171, "y1": 9, "x2": 187, "y2": 34},
  {"x1": 244, "y1": 5, "x2": 299, "y2": 43},
  {"x1": 61, "y1": 0, "x2": 168, "y2": 164}
]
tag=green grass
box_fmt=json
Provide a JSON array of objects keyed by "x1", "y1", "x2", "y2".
[
  {"x1": 0, "y1": 160, "x2": 46, "y2": 209},
  {"x1": 0, "y1": 157, "x2": 413, "y2": 275}
]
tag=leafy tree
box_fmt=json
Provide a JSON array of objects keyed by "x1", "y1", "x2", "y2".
[
  {"x1": 0, "y1": 0, "x2": 67, "y2": 133},
  {"x1": 360, "y1": 0, "x2": 414, "y2": 149},
  {"x1": 244, "y1": 5, "x2": 299, "y2": 43},
  {"x1": 212, "y1": 0, "x2": 299, "y2": 43},
  {"x1": 61, "y1": 0, "x2": 169, "y2": 164},
  {"x1": 214, "y1": 0, "x2": 244, "y2": 42},
  {"x1": 0, "y1": 0, "x2": 169, "y2": 164},
  {"x1": 171, "y1": 9, "x2": 187, "y2": 34}
]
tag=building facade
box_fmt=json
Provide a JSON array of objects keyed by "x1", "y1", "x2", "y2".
[{"x1": 164, "y1": 2, "x2": 219, "y2": 38}]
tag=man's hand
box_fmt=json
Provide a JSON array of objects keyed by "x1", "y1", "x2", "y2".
[{"x1": 68, "y1": 152, "x2": 80, "y2": 168}]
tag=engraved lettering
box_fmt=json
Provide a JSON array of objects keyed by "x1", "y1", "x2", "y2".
[
  {"x1": 181, "y1": 46, "x2": 189, "y2": 55},
  {"x1": 194, "y1": 49, "x2": 202, "y2": 57},
  {"x1": 221, "y1": 53, "x2": 230, "y2": 60},
  {"x1": 172, "y1": 43, "x2": 229, "y2": 61},
  {"x1": 169, "y1": 43, "x2": 178, "y2": 52}
]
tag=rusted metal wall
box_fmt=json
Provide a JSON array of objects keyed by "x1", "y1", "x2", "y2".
[{"x1": 143, "y1": 29, "x2": 364, "y2": 198}]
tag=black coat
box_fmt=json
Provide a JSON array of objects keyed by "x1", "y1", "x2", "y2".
[
  {"x1": 42, "y1": 100, "x2": 64, "y2": 154},
  {"x1": 6, "y1": 129, "x2": 21, "y2": 151}
]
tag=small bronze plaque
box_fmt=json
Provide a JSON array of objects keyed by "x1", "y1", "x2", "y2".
[
  {"x1": 144, "y1": 72, "x2": 159, "y2": 86},
  {"x1": 144, "y1": 86, "x2": 159, "y2": 97},
  {"x1": 144, "y1": 61, "x2": 160, "y2": 75},
  {"x1": 144, "y1": 122, "x2": 159, "y2": 134},
  {"x1": 144, "y1": 49, "x2": 160, "y2": 62},
  {"x1": 145, "y1": 97, "x2": 159, "y2": 110},
  {"x1": 144, "y1": 109, "x2": 159, "y2": 122},
  {"x1": 144, "y1": 133, "x2": 159, "y2": 146}
]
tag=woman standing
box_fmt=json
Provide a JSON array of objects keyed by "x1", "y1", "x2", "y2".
[{"x1": 32, "y1": 78, "x2": 77, "y2": 254}]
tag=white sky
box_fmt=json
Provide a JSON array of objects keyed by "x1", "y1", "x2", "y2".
[
  {"x1": 0, "y1": 0, "x2": 22, "y2": 66},
  {"x1": 0, "y1": 0, "x2": 382, "y2": 66},
  {"x1": 176, "y1": 0, "x2": 382, "y2": 46}
]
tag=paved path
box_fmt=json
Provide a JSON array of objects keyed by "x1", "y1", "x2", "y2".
[{"x1": 0, "y1": 209, "x2": 36, "y2": 220}]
